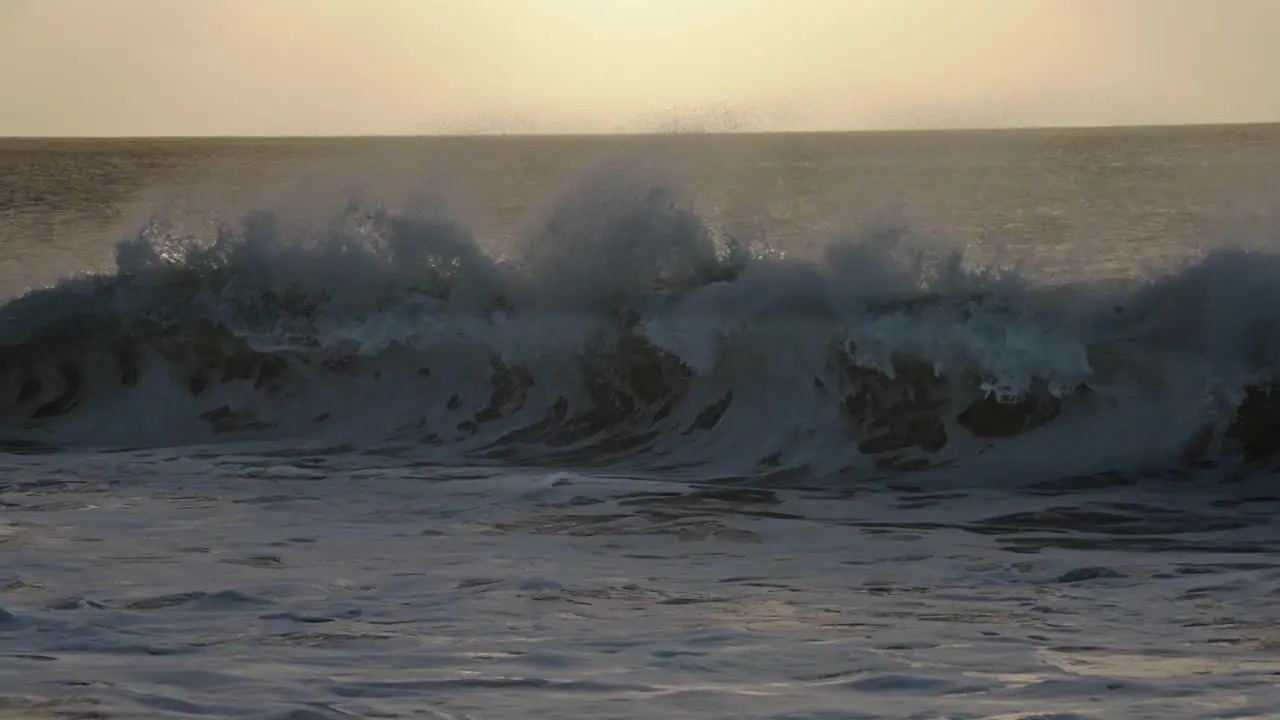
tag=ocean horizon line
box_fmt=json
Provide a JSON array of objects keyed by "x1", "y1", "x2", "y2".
[{"x1": 3, "y1": 119, "x2": 1279, "y2": 142}]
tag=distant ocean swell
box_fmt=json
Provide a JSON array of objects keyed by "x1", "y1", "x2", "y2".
[{"x1": 2, "y1": 175, "x2": 1279, "y2": 479}]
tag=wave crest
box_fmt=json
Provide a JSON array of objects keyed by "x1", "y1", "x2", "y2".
[{"x1": 3, "y1": 175, "x2": 1280, "y2": 480}]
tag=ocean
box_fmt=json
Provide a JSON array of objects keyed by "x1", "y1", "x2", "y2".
[{"x1": 2, "y1": 126, "x2": 1280, "y2": 719}]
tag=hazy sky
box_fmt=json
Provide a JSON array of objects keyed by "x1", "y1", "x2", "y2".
[{"x1": 2, "y1": 0, "x2": 1278, "y2": 136}]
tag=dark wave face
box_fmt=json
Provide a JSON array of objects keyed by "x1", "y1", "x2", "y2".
[{"x1": 3, "y1": 175, "x2": 1280, "y2": 482}]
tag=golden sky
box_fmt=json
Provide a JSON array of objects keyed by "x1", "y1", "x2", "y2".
[{"x1": 1, "y1": 0, "x2": 1278, "y2": 136}]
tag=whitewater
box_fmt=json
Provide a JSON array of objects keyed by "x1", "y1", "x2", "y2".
[{"x1": 2, "y1": 128, "x2": 1280, "y2": 718}]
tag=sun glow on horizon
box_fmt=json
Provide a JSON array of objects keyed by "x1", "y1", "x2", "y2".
[{"x1": 1, "y1": 0, "x2": 1278, "y2": 136}]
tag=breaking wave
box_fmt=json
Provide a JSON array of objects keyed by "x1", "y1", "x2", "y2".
[{"x1": 2, "y1": 172, "x2": 1279, "y2": 482}]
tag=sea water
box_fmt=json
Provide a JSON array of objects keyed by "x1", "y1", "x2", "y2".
[{"x1": 2, "y1": 127, "x2": 1280, "y2": 718}]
